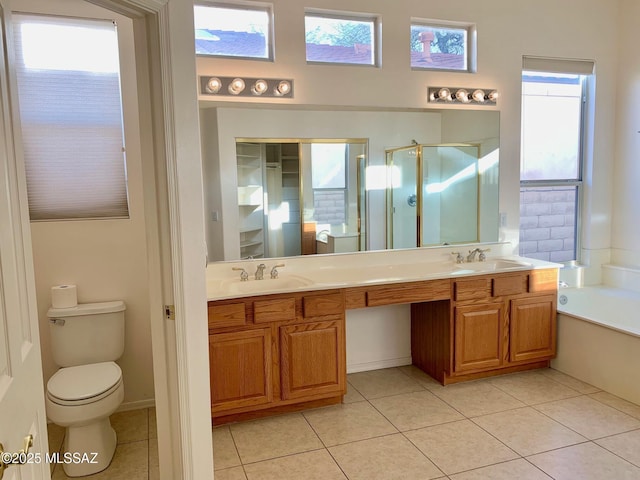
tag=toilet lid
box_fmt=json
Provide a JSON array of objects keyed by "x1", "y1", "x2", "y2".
[{"x1": 47, "y1": 362, "x2": 122, "y2": 401}]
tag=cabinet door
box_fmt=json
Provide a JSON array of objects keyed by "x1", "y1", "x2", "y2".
[
  {"x1": 280, "y1": 320, "x2": 346, "y2": 401},
  {"x1": 209, "y1": 328, "x2": 272, "y2": 414},
  {"x1": 454, "y1": 303, "x2": 504, "y2": 373},
  {"x1": 510, "y1": 295, "x2": 556, "y2": 363}
]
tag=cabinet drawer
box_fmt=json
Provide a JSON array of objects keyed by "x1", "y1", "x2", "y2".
[
  {"x1": 367, "y1": 280, "x2": 450, "y2": 306},
  {"x1": 529, "y1": 269, "x2": 558, "y2": 293},
  {"x1": 492, "y1": 274, "x2": 527, "y2": 297},
  {"x1": 303, "y1": 292, "x2": 344, "y2": 318},
  {"x1": 208, "y1": 302, "x2": 246, "y2": 329},
  {"x1": 254, "y1": 297, "x2": 296, "y2": 323},
  {"x1": 454, "y1": 278, "x2": 491, "y2": 301}
]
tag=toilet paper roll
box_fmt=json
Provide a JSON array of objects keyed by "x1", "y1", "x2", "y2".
[{"x1": 51, "y1": 284, "x2": 78, "y2": 309}]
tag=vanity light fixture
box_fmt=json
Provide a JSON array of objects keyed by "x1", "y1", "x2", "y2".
[
  {"x1": 428, "y1": 86, "x2": 498, "y2": 105},
  {"x1": 200, "y1": 76, "x2": 294, "y2": 98}
]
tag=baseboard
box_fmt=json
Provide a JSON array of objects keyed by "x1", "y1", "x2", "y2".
[
  {"x1": 347, "y1": 356, "x2": 412, "y2": 374},
  {"x1": 117, "y1": 398, "x2": 156, "y2": 412}
]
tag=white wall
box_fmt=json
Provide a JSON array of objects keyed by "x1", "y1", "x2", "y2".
[
  {"x1": 611, "y1": 0, "x2": 640, "y2": 267},
  {"x1": 23, "y1": 0, "x2": 154, "y2": 408}
]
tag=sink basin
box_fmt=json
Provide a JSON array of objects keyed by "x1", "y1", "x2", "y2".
[
  {"x1": 454, "y1": 258, "x2": 532, "y2": 273},
  {"x1": 224, "y1": 275, "x2": 314, "y2": 295}
]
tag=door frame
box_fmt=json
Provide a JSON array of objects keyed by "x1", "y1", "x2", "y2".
[{"x1": 80, "y1": 1, "x2": 213, "y2": 478}]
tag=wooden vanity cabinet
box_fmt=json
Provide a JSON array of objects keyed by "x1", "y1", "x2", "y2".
[{"x1": 208, "y1": 290, "x2": 346, "y2": 423}]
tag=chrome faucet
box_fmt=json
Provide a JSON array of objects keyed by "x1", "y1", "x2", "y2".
[
  {"x1": 232, "y1": 267, "x2": 249, "y2": 281},
  {"x1": 466, "y1": 248, "x2": 482, "y2": 263},
  {"x1": 270, "y1": 263, "x2": 285, "y2": 279},
  {"x1": 255, "y1": 263, "x2": 266, "y2": 280},
  {"x1": 451, "y1": 252, "x2": 464, "y2": 264}
]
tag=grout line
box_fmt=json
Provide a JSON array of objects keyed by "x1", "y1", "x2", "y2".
[
  {"x1": 521, "y1": 456, "x2": 556, "y2": 479},
  {"x1": 593, "y1": 438, "x2": 640, "y2": 470},
  {"x1": 587, "y1": 392, "x2": 640, "y2": 420},
  {"x1": 224, "y1": 424, "x2": 245, "y2": 468}
]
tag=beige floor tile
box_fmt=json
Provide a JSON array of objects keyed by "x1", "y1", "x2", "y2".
[
  {"x1": 47, "y1": 422, "x2": 65, "y2": 474},
  {"x1": 527, "y1": 442, "x2": 640, "y2": 480},
  {"x1": 243, "y1": 449, "x2": 346, "y2": 480},
  {"x1": 329, "y1": 433, "x2": 443, "y2": 480},
  {"x1": 539, "y1": 368, "x2": 600, "y2": 394},
  {"x1": 449, "y1": 458, "x2": 552, "y2": 480},
  {"x1": 473, "y1": 407, "x2": 586, "y2": 456},
  {"x1": 52, "y1": 439, "x2": 148, "y2": 480},
  {"x1": 534, "y1": 395, "x2": 640, "y2": 439},
  {"x1": 303, "y1": 401, "x2": 397, "y2": 446},
  {"x1": 404, "y1": 419, "x2": 518, "y2": 475},
  {"x1": 489, "y1": 371, "x2": 582, "y2": 405},
  {"x1": 215, "y1": 466, "x2": 248, "y2": 480},
  {"x1": 431, "y1": 381, "x2": 526, "y2": 417},
  {"x1": 213, "y1": 425, "x2": 241, "y2": 470},
  {"x1": 230, "y1": 413, "x2": 323, "y2": 463},
  {"x1": 347, "y1": 367, "x2": 425, "y2": 399},
  {"x1": 370, "y1": 390, "x2": 463, "y2": 431},
  {"x1": 148, "y1": 407, "x2": 157, "y2": 439},
  {"x1": 149, "y1": 438, "x2": 159, "y2": 480},
  {"x1": 111, "y1": 408, "x2": 149, "y2": 444},
  {"x1": 596, "y1": 429, "x2": 640, "y2": 467},
  {"x1": 397, "y1": 365, "x2": 443, "y2": 390},
  {"x1": 589, "y1": 391, "x2": 640, "y2": 420},
  {"x1": 343, "y1": 382, "x2": 366, "y2": 404}
]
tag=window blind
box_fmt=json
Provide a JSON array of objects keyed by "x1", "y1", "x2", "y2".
[
  {"x1": 522, "y1": 56, "x2": 595, "y2": 75},
  {"x1": 13, "y1": 14, "x2": 129, "y2": 220}
]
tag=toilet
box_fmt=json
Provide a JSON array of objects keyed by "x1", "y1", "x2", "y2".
[{"x1": 46, "y1": 300, "x2": 125, "y2": 477}]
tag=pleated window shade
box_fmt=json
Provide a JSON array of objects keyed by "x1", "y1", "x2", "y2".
[{"x1": 13, "y1": 14, "x2": 129, "y2": 221}]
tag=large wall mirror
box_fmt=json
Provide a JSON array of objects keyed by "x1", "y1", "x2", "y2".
[{"x1": 200, "y1": 107, "x2": 499, "y2": 261}]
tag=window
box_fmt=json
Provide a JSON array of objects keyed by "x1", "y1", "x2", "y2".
[
  {"x1": 410, "y1": 21, "x2": 474, "y2": 71},
  {"x1": 311, "y1": 143, "x2": 347, "y2": 226},
  {"x1": 13, "y1": 14, "x2": 129, "y2": 220},
  {"x1": 305, "y1": 12, "x2": 377, "y2": 66},
  {"x1": 194, "y1": 3, "x2": 272, "y2": 60},
  {"x1": 519, "y1": 58, "x2": 593, "y2": 262}
]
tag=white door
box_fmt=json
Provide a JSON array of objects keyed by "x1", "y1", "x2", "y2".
[{"x1": 0, "y1": 1, "x2": 50, "y2": 479}]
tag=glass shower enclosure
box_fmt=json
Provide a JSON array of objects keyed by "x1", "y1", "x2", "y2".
[{"x1": 386, "y1": 143, "x2": 481, "y2": 248}]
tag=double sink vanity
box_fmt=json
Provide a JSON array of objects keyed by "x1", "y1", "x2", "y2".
[{"x1": 206, "y1": 243, "x2": 559, "y2": 424}]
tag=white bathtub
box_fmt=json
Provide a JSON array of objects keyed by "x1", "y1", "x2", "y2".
[{"x1": 553, "y1": 286, "x2": 640, "y2": 405}]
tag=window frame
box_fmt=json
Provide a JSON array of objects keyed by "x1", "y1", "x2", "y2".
[
  {"x1": 519, "y1": 72, "x2": 588, "y2": 263},
  {"x1": 410, "y1": 19, "x2": 476, "y2": 73},
  {"x1": 194, "y1": 1, "x2": 274, "y2": 62},
  {"x1": 304, "y1": 10, "x2": 380, "y2": 67}
]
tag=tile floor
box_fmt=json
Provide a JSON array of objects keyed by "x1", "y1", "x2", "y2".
[{"x1": 47, "y1": 367, "x2": 640, "y2": 479}]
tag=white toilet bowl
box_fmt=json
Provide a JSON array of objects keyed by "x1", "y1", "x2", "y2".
[{"x1": 46, "y1": 362, "x2": 124, "y2": 477}]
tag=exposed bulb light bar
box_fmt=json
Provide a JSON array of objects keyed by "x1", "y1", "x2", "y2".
[
  {"x1": 428, "y1": 86, "x2": 499, "y2": 105},
  {"x1": 200, "y1": 76, "x2": 294, "y2": 98}
]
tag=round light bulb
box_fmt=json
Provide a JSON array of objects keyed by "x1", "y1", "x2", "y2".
[
  {"x1": 251, "y1": 79, "x2": 268, "y2": 95},
  {"x1": 228, "y1": 78, "x2": 245, "y2": 95},
  {"x1": 472, "y1": 89, "x2": 486, "y2": 103},
  {"x1": 455, "y1": 89, "x2": 471, "y2": 103},
  {"x1": 276, "y1": 80, "x2": 291, "y2": 96},
  {"x1": 487, "y1": 90, "x2": 499, "y2": 102},
  {"x1": 206, "y1": 77, "x2": 222, "y2": 94},
  {"x1": 437, "y1": 87, "x2": 451, "y2": 101}
]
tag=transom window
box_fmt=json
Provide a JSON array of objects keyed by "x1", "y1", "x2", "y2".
[
  {"x1": 305, "y1": 12, "x2": 378, "y2": 66},
  {"x1": 194, "y1": 3, "x2": 273, "y2": 60},
  {"x1": 410, "y1": 20, "x2": 474, "y2": 72}
]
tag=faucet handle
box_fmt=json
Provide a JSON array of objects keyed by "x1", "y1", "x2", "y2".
[
  {"x1": 232, "y1": 267, "x2": 249, "y2": 281},
  {"x1": 478, "y1": 248, "x2": 491, "y2": 262},
  {"x1": 451, "y1": 252, "x2": 464, "y2": 264},
  {"x1": 255, "y1": 263, "x2": 266, "y2": 280},
  {"x1": 271, "y1": 263, "x2": 285, "y2": 279}
]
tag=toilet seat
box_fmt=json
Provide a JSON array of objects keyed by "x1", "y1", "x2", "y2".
[{"x1": 47, "y1": 362, "x2": 122, "y2": 406}]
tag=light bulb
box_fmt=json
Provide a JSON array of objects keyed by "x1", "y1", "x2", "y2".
[
  {"x1": 472, "y1": 89, "x2": 486, "y2": 103},
  {"x1": 206, "y1": 77, "x2": 222, "y2": 94},
  {"x1": 437, "y1": 87, "x2": 451, "y2": 101},
  {"x1": 275, "y1": 80, "x2": 291, "y2": 96},
  {"x1": 228, "y1": 78, "x2": 245, "y2": 95},
  {"x1": 455, "y1": 89, "x2": 471, "y2": 103},
  {"x1": 251, "y1": 79, "x2": 268, "y2": 95},
  {"x1": 487, "y1": 90, "x2": 499, "y2": 102}
]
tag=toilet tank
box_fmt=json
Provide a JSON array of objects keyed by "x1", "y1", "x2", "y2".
[{"x1": 48, "y1": 301, "x2": 125, "y2": 367}]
